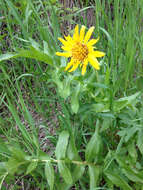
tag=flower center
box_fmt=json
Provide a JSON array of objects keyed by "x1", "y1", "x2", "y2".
[{"x1": 72, "y1": 42, "x2": 88, "y2": 62}]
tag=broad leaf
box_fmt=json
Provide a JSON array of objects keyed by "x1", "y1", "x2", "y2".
[
  {"x1": 71, "y1": 83, "x2": 81, "y2": 113},
  {"x1": 58, "y1": 161, "x2": 73, "y2": 185},
  {"x1": 89, "y1": 165, "x2": 101, "y2": 189},
  {"x1": 58, "y1": 165, "x2": 85, "y2": 190},
  {"x1": 59, "y1": 165, "x2": 85, "y2": 190},
  {"x1": 113, "y1": 92, "x2": 141, "y2": 112},
  {"x1": 85, "y1": 120, "x2": 102, "y2": 161},
  {"x1": 92, "y1": 103, "x2": 110, "y2": 113},
  {"x1": 105, "y1": 171, "x2": 132, "y2": 190},
  {"x1": 17, "y1": 47, "x2": 53, "y2": 64},
  {"x1": 55, "y1": 131, "x2": 69, "y2": 159},
  {"x1": 127, "y1": 140, "x2": 137, "y2": 163},
  {"x1": 116, "y1": 156, "x2": 143, "y2": 183},
  {"x1": 6, "y1": 158, "x2": 21, "y2": 174},
  {"x1": 67, "y1": 136, "x2": 80, "y2": 161},
  {"x1": 0, "y1": 47, "x2": 53, "y2": 65},
  {"x1": 62, "y1": 76, "x2": 72, "y2": 99},
  {"x1": 38, "y1": 150, "x2": 50, "y2": 161},
  {"x1": 72, "y1": 165, "x2": 85, "y2": 182},
  {"x1": 137, "y1": 129, "x2": 143, "y2": 155},
  {"x1": 11, "y1": 147, "x2": 26, "y2": 161},
  {"x1": 26, "y1": 161, "x2": 38, "y2": 174},
  {"x1": 0, "y1": 162, "x2": 8, "y2": 189},
  {"x1": 0, "y1": 53, "x2": 17, "y2": 62},
  {"x1": 45, "y1": 161, "x2": 54, "y2": 190}
]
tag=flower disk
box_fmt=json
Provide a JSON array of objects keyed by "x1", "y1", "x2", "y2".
[
  {"x1": 72, "y1": 42, "x2": 88, "y2": 62},
  {"x1": 56, "y1": 25, "x2": 105, "y2": 75}
]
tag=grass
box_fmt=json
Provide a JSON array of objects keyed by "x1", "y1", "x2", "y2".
[{"x1": 0, "y1": 0, "x2": 143, "y2": 189}]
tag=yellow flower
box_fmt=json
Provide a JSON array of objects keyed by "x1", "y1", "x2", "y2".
[{"x1": 56, "y1": 25, "x2": 105, "y2": 75}]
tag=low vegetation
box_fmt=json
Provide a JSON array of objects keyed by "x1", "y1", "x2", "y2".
[{"x1": 0, "y1": 0, "x2": 143, "y2": 189}]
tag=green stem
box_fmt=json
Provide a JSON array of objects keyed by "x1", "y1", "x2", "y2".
[{"x1": 32, "y1": 158, "x2": 96, "y2": 166}]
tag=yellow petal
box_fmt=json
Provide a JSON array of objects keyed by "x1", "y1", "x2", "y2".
[
  {"x1": 64, "y1": 35, "x2": 73, "y2": 45},
  {"x1": 65, "y1": 59, "x2": 74, "y2": 71},
  {"x1": 82, "y1": 59, "x2": 88, "y2": 75},
  {"x1": 56, "y1": 52, "x2": 71, "y2": 57},
  {"x1": 79, "y1": 25, "x2": 86, "y2": 42},
  {"x1": 73, "y1": 25, "x2": 79, "y2": 41},
  {"x1": 65, "y1": 35, "x2": 72, "y2": 41},
  {"x1": 87, "y1": 37, "x2": 99, "y2": 46},
  {"x1": 68, "y1": 61, "x2": 79, "y2": 72},
  {"x1": 88, "y1": 56, "x2": 100, "y2": 70},
  {"x1": 84, "y1": 26, "x2": 95, "y2": 43},
  {"x1": 58, "y1": 37, "x2": 67, "y2": 46},
  {"x1": 61, "y1": 45, "x2": 72, "y2": 51},
  {"x1": 92, "y1": 51, "x2": 105, "y2": 57}
]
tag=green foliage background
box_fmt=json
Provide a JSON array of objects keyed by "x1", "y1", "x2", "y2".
[{"x1": 0, "y1": 0, "x2": 143, "y2": 189}]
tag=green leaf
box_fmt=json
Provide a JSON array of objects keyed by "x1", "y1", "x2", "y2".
[
  {"x1": 0, "y1": 165, "x2": 8, "y2": 190},
  {"x1": 105, "y1": 171, "x2": 132, "y2": 190},
  {"x1": 29, "y1": 38, "x2": 40, "y2": 50},
  {"x1": 38, "y1": 150, "x2": 50, "y2": 161},
  {"x1": 7, "y1": 99, "x2": 33, "y2": 143},
  {"x1": 113, "y1": 92, "x2": 141, "y2": 112},
  {"x1": 0, "y1": 163, "x2": 6, "y2": 176},
  {"x1": 116, "y1": 156, "x2": 143, "y2": 183},
  {"x1": 71, "y1": 83, "x2": 81, "y2": 114},
  {"x1": 58, "y1": 161, "x2": 73, "y2": 185},
  {"x1": 5, "y1": 0, "x2": 27, "y2": 38},
  {"x1": 61, "y1": 76, "x2": 72, "y2": 99},
  {"x1": 67, "y1": 136, "x2": 80, "y2": 161},
  {"x1": 92, "y1": 103, "x2": 110, "y2": 113},
  {"x1": 11, "y1": 147, "x2": 26, "y2": 161},
  {"x1": 99, "y1": 27, "x2": 114, "y2": 48},
  {"x1": 88, "y1": 82, "x2": 109, "y2": 89},
  {"x1": 26, "y1": 161, "x2": 38, "y2": 174},
  {"x1": 17, "y1": 47, "x2": 53, "y2": 64},
  {"x1": 89, "y1": 165, "x2": 101, "y2": 189},
  {"x1": 59, "y1": 165, "x2": 85, "y2": 190},
  {"x1": 72, "y1": 165, "x2": 85, "y2": 182},
  {"x1": 55, "y1": 131, "x2": 69, "y2": 159},
  {"x1": 0, "y1": 141, "x2": 10, "y2": 155},
  {"x1": 137, "y1": 129, "x2": 143, "y2": 155},
  {"x1": 124, "y1": 126, "x2": 138, "y2": 142},
  {"x1": 0, "y1": 53, "x2": 17, "y2": 62},
  {"x1": 127, "y1": 140, "x2": 137, "y2": 163},
  {"x1": 100, "y1": 118, "x2": 112, "y2": 132},
  {"x1": 45, "y1": 161, "x2": 54, "y2": 190},
  {"x1": 16, "y1": 73, "x2": 34, "y2": 81},
  {"x1": 85, "y1": 120, "x2": 102, "y2": 161},
  {"x1": 0, "y1": 47, "x2": 53, "y2": 65},
  {"x1": 54, "y1": 77, "x2": 63, "y2": 96},
  {"x1": 6, "y1": 158, "x2": 21, "y2": 174},
  {"x1": 104, "y1": 176, "x2": 114, "y2": 190},
  {"x1": 0, "y1": 162, "x2": 8, "y2": 189},
  {"x1": 113, "y1": 100, "x2": 128, "y2": 112}
]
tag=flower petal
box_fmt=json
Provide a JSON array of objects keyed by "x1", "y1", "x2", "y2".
[
  {"x1": 68, "y1": 61, "x2": 79, "y2": 72},
  {"x1": 84, "y1": 26, "x2": 95, "y2": 43},
  {"x1": 79, "y1": 25, "x2": 86, "y2": 42},
  {"x1": 73, "y1": 25, "x2": 79, "y2": 41},
  {"x1": 58, "y1": 37, "x2": 67, "y2": 46},
  {"x1": 92, "y1": 51, "x2": 105, "y2": 57},
  {"x1": 65, "y1": 59, "x2": 74, "y2": 71},
  {"x1": 64, "y1": 35, "x2": 73, "y2": 45},
  {"x1": 61, "y1": 45, "x2": 72, "y2": 51},
  {"x1": 88, "y1": 56, "x2": 100, "y2": 70},
  {"x1": 82, "y1": 59, "x2": 88, "y2": 75},
  {"x1": 56, "y1": 52, "x2": 71, "y2": 57},
  {"x1": 87, "y1": 37, "x2": 99, "y2": 46}
]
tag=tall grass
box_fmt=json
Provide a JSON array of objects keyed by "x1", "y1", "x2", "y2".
[{"x1": 0, "y1": 0, "x2": 143, "y2": 189}]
